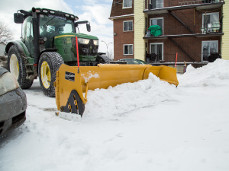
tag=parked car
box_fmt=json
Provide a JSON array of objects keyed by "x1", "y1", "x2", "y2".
[
  {"x1": 117, "y1": 58, "x2": 147, "y2": 64},
  {"x1": 0, "y1": 67, "x2": 27, "y2": 136}
]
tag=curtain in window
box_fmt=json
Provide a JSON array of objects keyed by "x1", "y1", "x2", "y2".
[
  {"x1": 151, "y1": 44, "x2": 163, "y2": 61},
  {"x1": 151, "y1": 0, "x2": 163, "y2": 9},
  {"x1": 202, "y1": 41, "x2": 218, "y2": 61},
  {"x1": 124, "y1": 21, "x2": 133, "y2": 31},
  {"x1": 151, "y1": 18, "x2": 163, "y2": 32},
  {"x1": 203, "y1": 13, "x2": 219, "y2": 30},
  {"x1": 124, "y1": 45, "x2": 133, "y2": 55}
]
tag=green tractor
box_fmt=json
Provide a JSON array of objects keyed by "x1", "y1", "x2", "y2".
[{"x1": 5, "y1": 7, "x2": 109, "y2": 96}]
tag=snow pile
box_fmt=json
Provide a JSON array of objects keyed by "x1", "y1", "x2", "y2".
[
  {"x1": 0, "y1": 59, "x2": 229, "y2": 171},
  {"x1": 179, "y1": 59, "x2": 229, "y2": 87},
  {"x1": 84, "y1": 73, "x2": 177, "y2": 120}
]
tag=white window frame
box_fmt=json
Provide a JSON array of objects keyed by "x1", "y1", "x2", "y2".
[
  {"x1": 201, "y1": 40, "x2": 218, "y2": 62},
  {"x1": 123, "y1": 20, "x2": 133, "y2": 32},
  {"x1": 150, "y1": 43, "x2": 164, "y2": 61},
  {"x1": 202, "y1": 12, "x2": 219, "y2": 31},
  {"x1": 150, "y1": 17, "x2": 164, "y2": 34},
  {"x1": 123, "y1": 44, "x2": 133, "y2": 55},
  {"x1": 123, "y1": 0, "x2": 132, "y2": 9}
]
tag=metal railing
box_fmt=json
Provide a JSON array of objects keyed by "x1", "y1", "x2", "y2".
[
  {"x1": 169, "y1": 0, "x2": 224, "y2": 6},
  {"x1": 145, "y1": 52, "x2": 221, "y2": 63},
  {"x1": 144, "y1": 23, "x2": 222, "y2": 38}
]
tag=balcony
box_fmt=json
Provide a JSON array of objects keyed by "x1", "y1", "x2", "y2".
[
  {"x1": 144, "y1": 23, "x2": 223, "y2": 40},
  {"x1": 144, "y1": 0, "x2": 224, "y2": 14}
]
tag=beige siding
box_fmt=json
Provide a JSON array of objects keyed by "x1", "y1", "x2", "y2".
[
  {"x1": 134, "y1": 0, "x2": 145, "y2": 61},
  {"x1": 222, "y1": 2, "x2": 229, "y2": 60}
]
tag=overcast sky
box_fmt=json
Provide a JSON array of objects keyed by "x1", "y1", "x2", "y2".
[{"x1": 0, "y1": 0, "x2": 114, "y2": 57}]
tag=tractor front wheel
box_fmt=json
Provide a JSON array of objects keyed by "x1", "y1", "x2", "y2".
[{"x1": 38, "y1": 52, "x2": 64, "y2": 97}]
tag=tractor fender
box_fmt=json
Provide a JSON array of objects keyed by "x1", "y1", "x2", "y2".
[{"x1": 5, "y1": 40, "x2": 30, "y2": 57}]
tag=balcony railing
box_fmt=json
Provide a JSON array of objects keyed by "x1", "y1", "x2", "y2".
[
  {"x1": 144, "y1": 23, "x2": 223, "y2": 38},
  {"x1": 145, "y1": 52, "x2": 221, "y2": 63},
  {"x1": 170, "y1": 0, "x2": 224, "y2": 7},
  {"x1": 146, "y1": 0, "x2": 224, "y2": 10},
  {"x1": 201, "y1": 22, "x2": 221, "y2": 34}
]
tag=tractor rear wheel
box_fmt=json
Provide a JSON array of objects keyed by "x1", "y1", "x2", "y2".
[
  {"x1": 38, "y1": 52, "x2": 64, "y2": 97},
  {"x1": 8, "y1": 45, "x2": 33, "y2": 89}
]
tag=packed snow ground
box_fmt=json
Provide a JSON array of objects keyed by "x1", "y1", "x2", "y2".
[{"x1": 0, "y1": 59, "x2": 229, "y2": 171}]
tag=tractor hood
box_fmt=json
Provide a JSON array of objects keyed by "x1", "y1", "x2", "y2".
[
  {"x1": 76, "y1": 33, "x2": 98, "y2": 40},
  {"x1": 54, "y1": 33, "x2": 99, "y2": 63},
  {"x1": 54, "y1": 33, "x2": 98, "y2": 40}
]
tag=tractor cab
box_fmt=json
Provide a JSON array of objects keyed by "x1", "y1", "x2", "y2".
[{"x1": 15, "y1": 8, "x2": 98, "y2": 65}]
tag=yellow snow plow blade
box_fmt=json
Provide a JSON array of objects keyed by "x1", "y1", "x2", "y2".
[{"x1": 55, "y1": 64, "x2": 179, "y2": 116}]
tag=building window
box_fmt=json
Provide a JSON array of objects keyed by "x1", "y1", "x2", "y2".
[
  {"x1": 123, "y1": 20, "x2": 133, "y2": 32},
  {"x1": 150, "y1": 43, "x2": 164, "y2": 61},
  {"x1": 123, "y1": 0, "x2": 132, "y2": 8},
  {"x1": 124, "y1": 44, "x2": 133, "y2": 55},
  {"x1": 150, "y1": 17, "x2": 164, "y2": 33},
  {"x1": 202, "y1": 40, "x2": 218, "y2": 61},
  {"x1": 149, "y1": 0, "x2": 164, "y2": 9},
  {"x1": 202, "y1": 12, "x2": 220, "y2": 33}
]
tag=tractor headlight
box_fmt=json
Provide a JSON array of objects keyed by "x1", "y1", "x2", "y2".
[
  {"x1": 93, "y1": 40, "x2": 99, "y2": 46},
  {"x1": 0, "y1": 72, "x2": 19, "y2": 96},
  {"x1": 78, "y1": 38, "x2": 90, "y2": 45}
]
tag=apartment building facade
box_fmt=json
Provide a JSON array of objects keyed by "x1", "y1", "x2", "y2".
[{"x1": 110, "y1": 0, "x2": 225, "y2": 63}]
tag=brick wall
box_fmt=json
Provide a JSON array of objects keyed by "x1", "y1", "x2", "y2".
[
  {"x1": 110, "y1": 0, "x2": 134, "y2": 17},
  {"x1": 113, "y1": 17, "x2": 134, "y2": 60},
  {"x1": 148, "y1": 36, "x2": 221, "y2": 62},
  {"x1": 146, "y1": 7, "x2": 222, "y2": 62}
]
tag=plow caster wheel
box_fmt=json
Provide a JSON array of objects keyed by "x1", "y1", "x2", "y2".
[{"x1": 62, "y1": 90, "x2": 85, "y2": 116}]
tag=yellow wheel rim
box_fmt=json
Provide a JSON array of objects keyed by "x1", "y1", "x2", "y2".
[
  {"x1": 10, "y1": 54, "x2": 19, "y2": 80},
  {"x1": 41, "y1": 61, "x2": 51, "y2": 89}
]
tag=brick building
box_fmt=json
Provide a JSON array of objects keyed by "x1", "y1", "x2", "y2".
[{"x1": 110, "y1": 0, "x2": 225, "y2": 64}]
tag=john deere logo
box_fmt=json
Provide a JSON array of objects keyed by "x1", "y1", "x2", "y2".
[{"x1": 90, "y1": 46, "x2": 93, "y2": 50}]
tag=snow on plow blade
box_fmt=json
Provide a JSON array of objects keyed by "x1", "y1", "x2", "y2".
[{"x1": 55, "y1": 64, "x2": 179, "y2": 116}]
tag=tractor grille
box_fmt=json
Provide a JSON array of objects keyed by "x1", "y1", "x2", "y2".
[{"x1": 72, "y1": 38, "x2": 98, "y2": 56}]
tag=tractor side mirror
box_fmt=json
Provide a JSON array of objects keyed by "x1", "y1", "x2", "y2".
[
  {"x1": 86, "y1": 23, "x2": 91, "y2": 32},
  {"x1": 14, "y1": 13, "x2": 24, "y2": 24}
]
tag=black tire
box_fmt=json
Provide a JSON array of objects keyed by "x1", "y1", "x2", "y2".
[
  {"x1": 38, "y1": 52, "x2": 64, "y2": 97},
  {"x1": 96, "y1": 55, "x2": 110, "y2": 64},
  {"x1": 7, "y1": 45, "x2": 33, "y2": 89}
]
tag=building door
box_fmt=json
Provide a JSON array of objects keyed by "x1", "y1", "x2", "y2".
[
  {"x1": 202, "y1": 40, "x2": 218, "y2": 61},
  {"x1": 202, "y1": 12, "x2": 219, "y2": 33},
  {"x1": 150, "y1": 17, "x2": 164, "y2": 33},
  {"x1": 150, "y1": 43, "x2": 164, "y2": 61},
  {"x1": 150, "y1": 0, "x2": 164, "y2": 9}
]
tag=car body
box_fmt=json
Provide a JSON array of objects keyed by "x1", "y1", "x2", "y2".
[
  {"x1": 0, "y1": 67, "x2": 27, "y2": 136},
  {"x1": 117, "y1": 58, "x2": 147, "y2": 64}
]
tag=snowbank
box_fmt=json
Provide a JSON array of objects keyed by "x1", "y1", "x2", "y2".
[
  {"x1": 0, "y1": 59, "x2": 229, "y2": 171},
  {"x1": 179, "y1": 59, "x2": 229, "y2": 87},
  {"x1": 84, "y1": 73, "x2": 177, "y2": 120}
]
